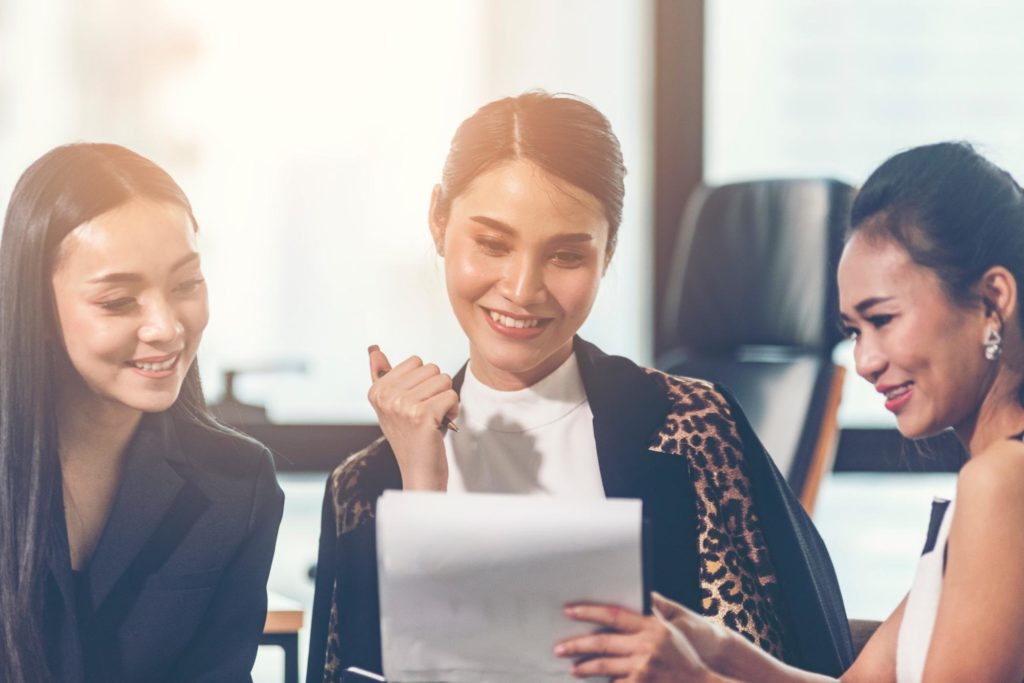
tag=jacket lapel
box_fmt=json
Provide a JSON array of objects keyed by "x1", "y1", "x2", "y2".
[
  {"x1": 576, "y1": 338, "x2": 702, "y2": 611},
  {"x1": 452, "y1": 364, "x2": 468, "y2": 394},
  {"x1": 574, "y1": 338, "x2": 673, "y2": 498},
  {"x1": 86, "y1": 412, "x2": 189, "y2": 610}
]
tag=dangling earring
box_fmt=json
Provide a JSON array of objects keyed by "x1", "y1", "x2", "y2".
[{"x1": 984, "y1": 327, "x2": 1003, "y2": 361}]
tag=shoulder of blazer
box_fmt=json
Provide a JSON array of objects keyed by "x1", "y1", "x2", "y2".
[
  {"x1": 640, "y1": 368, "x2": 746, "y2": 460},
  {"x1": 327, "y1": 436, "x2": 401, "y2": 536},
  {"x1": 168, "y1": 413, "x2": 280, "y2": 491},
  {"x1": 573, "y1": 337, "x2": 674, "y2": 445}
]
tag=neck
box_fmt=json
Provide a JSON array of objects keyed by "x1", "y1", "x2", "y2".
[
  {"x1": 57, "y1": 381, "x2": 142, "y2": 472},
  {"x1": 469, "y1": 339, "x2": 575, "y2": 391},
  {"x1": 955, "y1": 367, "x2": 1024, "y2": 456}
]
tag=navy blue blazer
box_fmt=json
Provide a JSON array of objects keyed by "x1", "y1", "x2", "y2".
[
  {"x1": 306, "y1": 339, "x2": 854, "y2": 682},
  {"x1": 44, "y1": 411, "x2": 284, "y2": 683}
]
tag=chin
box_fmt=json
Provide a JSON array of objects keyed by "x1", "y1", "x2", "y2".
[
  {"x1": 117, "y1": 388, "x2": 183, "y2": 414},
  {"x1": 894, "y1": 416, "x2": 946, "y2": 441}
]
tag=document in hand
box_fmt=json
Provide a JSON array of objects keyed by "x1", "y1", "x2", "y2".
[{"x1": 376, "y1": 491, "x2": 643, "y2": 682}]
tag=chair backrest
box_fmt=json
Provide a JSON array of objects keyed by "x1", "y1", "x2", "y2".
[
  {"x1": 658, "y1": 179, "x2": 854, "y2": 513},
  {"x1": 661, "y1": 179, "x2": 852, "y2": 354}
]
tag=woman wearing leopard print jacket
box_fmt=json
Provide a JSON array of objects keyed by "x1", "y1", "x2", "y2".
[
  {"x1": 561, "y1": 143, "x2": 1024, "y2": 683},
  {"x1": 306, "y1": 91, "x2": 853, "y2": 683}
]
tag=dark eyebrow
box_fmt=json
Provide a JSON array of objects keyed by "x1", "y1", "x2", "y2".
[
  {"x1": 468, "y1": 216, "x2": 594, "y2": 243},
  {"x1": 469, "y1": 216, "x2": 514, "y2": 234},
  {"x1": 839, "y1": 296, "x2": 894, "y2": 322},
  {"x1": 87, "y1": 252, "x2": 200, "y2": 284}
]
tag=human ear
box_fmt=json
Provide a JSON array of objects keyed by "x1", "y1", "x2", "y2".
[
  {"x1": 977, "y1": 266, "x2": 1018, "y2": 326},
  {"x1": 428, "y1": 184, "x2": 446, "y2": 256}
]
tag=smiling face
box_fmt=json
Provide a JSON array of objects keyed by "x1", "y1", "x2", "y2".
[
  {"x1": 838, "y1": 232, "x2": 994, "y2": 438},
  {"x1": 50, "y1": 197, "x2": 209, "y2": 418},
  {"x1": 432, "y1": 159, "x2": 610, "y2": 390}
]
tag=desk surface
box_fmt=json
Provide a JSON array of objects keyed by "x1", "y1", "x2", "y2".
[{"x1": 265, "y1": 590, "x2": 304, "y2": 634}]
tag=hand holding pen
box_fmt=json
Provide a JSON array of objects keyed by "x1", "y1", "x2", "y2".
[{"x1": 367, "y1": 345, "x2": 459, "y2": 491}]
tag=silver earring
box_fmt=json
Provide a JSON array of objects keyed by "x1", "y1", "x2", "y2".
[{"x1": 984, "y1": 327, "x2": 1003, "y2": 361}]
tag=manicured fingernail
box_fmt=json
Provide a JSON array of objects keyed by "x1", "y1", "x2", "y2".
[
  {"x1": 564, "y1": 606, "x2": 576, "y2": 617},
  {"x1": 553, "y1": 644, "x2": 565, "y2": 656},
  {"x1": 368, "y1": 345, "x2": 379, "y2": 354}
]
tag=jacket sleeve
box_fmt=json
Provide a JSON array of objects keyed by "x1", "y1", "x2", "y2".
[
  {"x1": 164, "y1": 449, "x2": 285, "y2": 683},
  {"x1": 306, "y1": 474, "x2": 339, "y2": 683},
  {"x1": 307, "y1": 438, "x2": 400, "y2": 682},
  {"x1": 717, "y1": 384, "x2": 855, "y2": 676}
]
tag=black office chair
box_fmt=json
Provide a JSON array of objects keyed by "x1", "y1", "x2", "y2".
[{"x1": 658, "y1": 179, "x2": 854, "y2": 514}]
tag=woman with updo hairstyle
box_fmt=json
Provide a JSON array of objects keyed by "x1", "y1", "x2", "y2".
[
  {"x1": 0, "y1": 143, "x2": 284, "y2": 683},
  {"x1": 307, "y1": 91, "x2": 852, "y2": 681},
  {"x1": 559, "y1": 141, "x2": 1024, "y2": 682}
]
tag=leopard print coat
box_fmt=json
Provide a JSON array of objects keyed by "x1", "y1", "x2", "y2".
[
  {"x1": 645, "y1": 369, "x2": 795, "y2": 659},
  {"x1": 313, "y1": 371, "x2": 801, "y2": 682}
]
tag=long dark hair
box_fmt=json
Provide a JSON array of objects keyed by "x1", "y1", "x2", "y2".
[
  {"x1": 0, "y1": 143, "x2": 222, "y2": 681},
  {"x1": 849, "y1": 141, "x2": 1024, "y2": 403},
  {"x1": 434, "y1": 91, "x2": 627, "y2": 253}
]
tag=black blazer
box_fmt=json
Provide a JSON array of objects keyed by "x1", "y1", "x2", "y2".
[
  {"x1": 307, "y1": 339, "x2": 853, "y2": 681},
  {"x1": 44, "y1": 412, "x2": 285, "y2": 683}
]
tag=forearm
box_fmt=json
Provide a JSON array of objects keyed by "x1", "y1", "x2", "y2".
[{"x1": 711, "y1": 630, "x2": 838, "y2": 683}]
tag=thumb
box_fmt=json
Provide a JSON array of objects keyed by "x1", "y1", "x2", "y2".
[
  {"x1": 651, "y1": 592, "x2": 686, "y2": 621},
  {"x1": 368, "y1": 345, "x2": 393, "y2": 382}
]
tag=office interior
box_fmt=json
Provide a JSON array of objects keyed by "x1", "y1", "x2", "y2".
[{"x1": 2, "y1": 0, "x2": 1014, "y2": 680}]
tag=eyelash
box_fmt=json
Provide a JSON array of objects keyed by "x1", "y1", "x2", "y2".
[
  {"x1": 476, "y1": 238, "x2": 508, "y2": 256},
  {"x1": 98, "y1": 298, "x2": 136, "y2": 313},
  {"x1": 552, "y1": 251, "x2": 584, "y2": 267},
  {"x1": 176, "y1": 277, "x2": 205, "y2": 293},
  {"x1": 475, "y1": 238, "x2": 585, "y2": 267},
  {"x1": 841, "y1": 314, "x2": 894, "y2": 341},
  {"x1": 95, "y1": 278, "x2": 205, "y2": 313}
]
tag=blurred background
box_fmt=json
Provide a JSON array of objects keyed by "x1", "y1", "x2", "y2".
[{"x1": 3, "y1": 0, "x2": 1021, "y2": 679}]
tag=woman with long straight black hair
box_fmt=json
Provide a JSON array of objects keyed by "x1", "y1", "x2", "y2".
[{"x1": 0, "y1": 143, "x2": 284, "y2": 683}]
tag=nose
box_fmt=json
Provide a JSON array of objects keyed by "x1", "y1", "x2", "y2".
[
  {"x1": 853, "y1": 334, "x2": 887, "y2": 384},
  {"x1": 138, "y1": 296, "x2": 184, "y2": 345},
  {"x1": 498, "y1": 253, "x2": 546, "y2": 307}
]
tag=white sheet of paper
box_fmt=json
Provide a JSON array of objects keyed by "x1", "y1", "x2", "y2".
[{"x1": 376, "y1": 491, "x2": 643, "y2": 683}]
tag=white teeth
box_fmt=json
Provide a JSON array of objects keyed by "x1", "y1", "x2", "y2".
[
  {"x1": 488, "y1": 310, "x2": 540, "y2": 329},
  {"x1": 886, "y1": 385, "x2": 910, "y2": 400},
  {"x1": 132, "y1": 356, "x2": 177, "y2": 372}
]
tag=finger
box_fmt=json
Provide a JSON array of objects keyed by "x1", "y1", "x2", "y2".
[
  {"x1": 444, "y1": 397, "x2": 460, "y2": 422},
  {"x1": 565, "y1": 604, "x2": 647, "y2": 633},
  {"x1": 422, "y1": 389, "x2": 459, "y2": 427},
  {"x1": 404, "y1": 373, "x2": 454, "y2": 403},
  {"x1": 386, "y1": 354, "x2": 426, "y2": 379},
  {"x1": 387, "y1": 362, "x2": 444, "y2": 393},
  {"x1": 651, "y1": 592, "x2": 686, "y2": 621},
  {"x1": 368, "y1": 345, "x2": 393, "y2": 382},
  {"x1": 569, "y1": 655, "x2": 637, "y2": 679},
  {"x1": 652, "y1": 594, "x2": 705, "y2": 637},
  {"x1": 555, "y1": 633, "x2": 636, "y2": 658}
]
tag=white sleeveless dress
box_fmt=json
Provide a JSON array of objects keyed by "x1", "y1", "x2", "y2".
[{"x1": 895, "y1": 497, "x2": 955, "y2": 683}]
